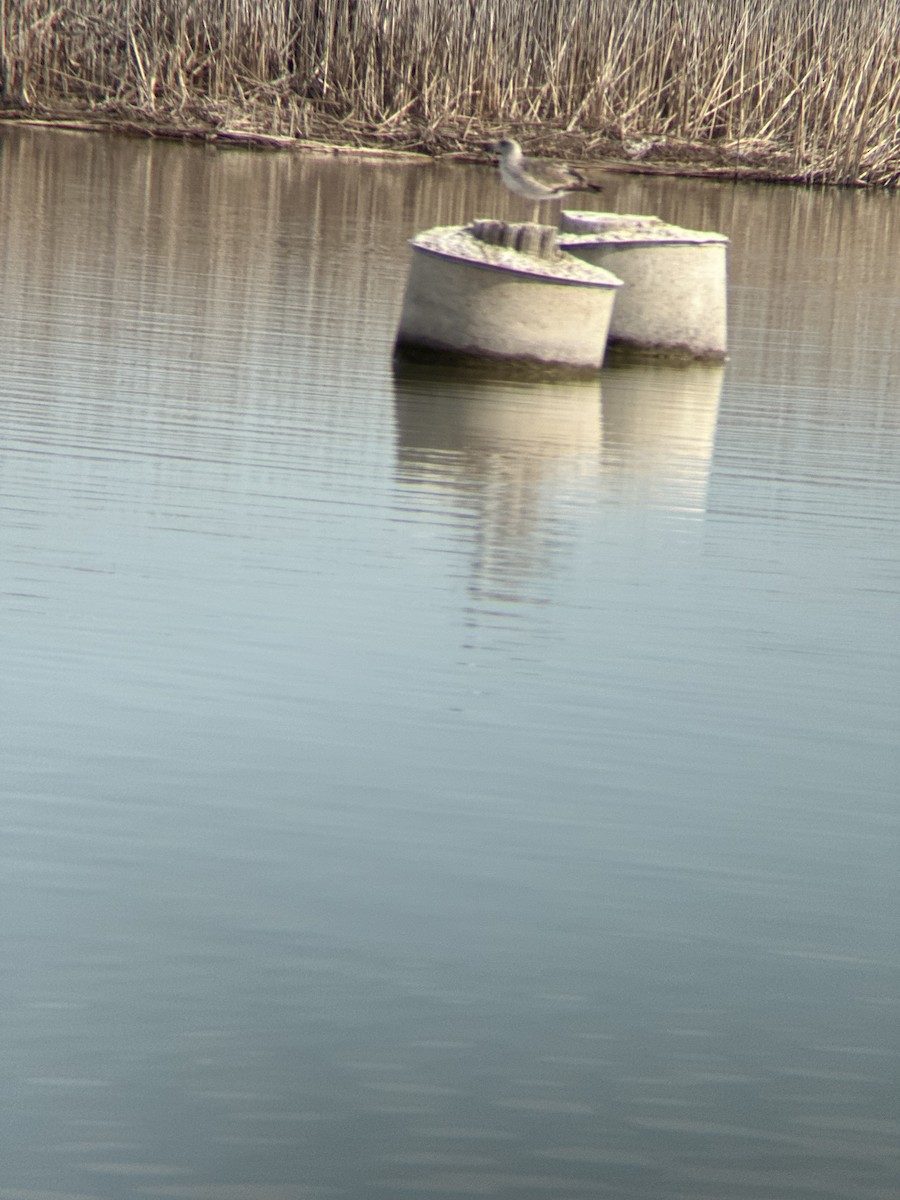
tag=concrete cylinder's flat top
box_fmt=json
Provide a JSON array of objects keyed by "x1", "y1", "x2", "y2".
[
  {"x1": 409, "y1": 225, "x2": 623, "y2": 287},
  {"x1": 560, "y1": 210, "x2": 729, "y2": 246},
  {"x1": 560, "y1": 212, "x2": 665, "y2": 235}
]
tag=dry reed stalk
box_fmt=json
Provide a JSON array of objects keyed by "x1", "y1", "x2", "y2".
[{"x1": 3, "y1": 0, "x2": 900, "y2": 184}]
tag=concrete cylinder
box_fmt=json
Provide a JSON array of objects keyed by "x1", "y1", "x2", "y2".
[
  {"x1": 394, "y1": 223, "x2": 622, "y2": 372},
  {"x1": 559, "y1": 211, "x2": 728, "y2": 359}
]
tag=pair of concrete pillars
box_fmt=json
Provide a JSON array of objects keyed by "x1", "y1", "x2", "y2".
[{"x1": 394, "y1": 212, "x2": 728, "y2": 371}]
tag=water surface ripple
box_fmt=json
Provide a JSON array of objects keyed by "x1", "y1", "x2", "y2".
[{"x1": 1, "y1": 126, "x2": 898, "y2": 1200}]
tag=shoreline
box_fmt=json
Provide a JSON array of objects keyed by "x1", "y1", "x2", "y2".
[{"x1": 0, "y1": 103, "x2": 843, "y2": 188}]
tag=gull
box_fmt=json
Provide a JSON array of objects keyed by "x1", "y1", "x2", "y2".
[{"x1": 491, "y1": 138, "x2": 603, "y2": 220}]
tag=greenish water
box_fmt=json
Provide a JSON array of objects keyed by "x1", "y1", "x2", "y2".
[{"x1": 1, "y1": 126, "x2": 898, "y2": 1200}]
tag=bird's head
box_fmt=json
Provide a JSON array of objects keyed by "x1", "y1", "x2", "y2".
[{"x1": 488, "y1": 138, "x2": 520, "y2": 158}]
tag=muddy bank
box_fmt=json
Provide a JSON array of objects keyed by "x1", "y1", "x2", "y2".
[{"x1": 0, "y1": 101, "x2": 831, "y2": 187}]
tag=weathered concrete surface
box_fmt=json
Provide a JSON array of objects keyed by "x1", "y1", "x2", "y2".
[
  {"x1": 559, "y1": 212, "x2": 728, "y2": 358},
  {"x1": 395, "y1": 223, "x2": 623, "y2": 371}
]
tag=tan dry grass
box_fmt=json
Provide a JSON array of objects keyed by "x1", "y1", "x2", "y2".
[{"x1": 3, "y1": 0, "x2": 900, "y2": 184}]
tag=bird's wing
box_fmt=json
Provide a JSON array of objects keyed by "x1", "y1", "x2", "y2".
[{"x1": 566, "y1": 165, "x2": 603, "y2": 192}]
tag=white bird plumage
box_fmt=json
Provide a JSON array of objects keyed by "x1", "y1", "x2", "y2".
[{"x1": 491, "y1": 138, "x2": 603, "y2": 218}]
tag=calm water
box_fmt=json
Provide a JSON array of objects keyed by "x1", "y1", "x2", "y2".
[{"x1": 1, "y1": 126, "x2": 898, "y2": 1200}]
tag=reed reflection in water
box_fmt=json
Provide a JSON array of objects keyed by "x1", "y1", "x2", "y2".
[{"x1": 1, "y1": 125, "x2": 899, "y2": 1200}]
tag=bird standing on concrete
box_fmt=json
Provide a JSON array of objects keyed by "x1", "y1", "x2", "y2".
[{"x1": 491, "y1": 138, "x2": 603, "y2": 221}]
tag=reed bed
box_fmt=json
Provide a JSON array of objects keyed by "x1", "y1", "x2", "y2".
[{"x1": 3, "y1": 0, "x2": 900, "y2": 184}]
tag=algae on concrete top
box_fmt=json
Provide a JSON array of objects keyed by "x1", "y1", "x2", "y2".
[
  {"x1": 409, "y1": 225, "x2": 623, "y2": 287},
  {"x1": 559, "y1": 211, "x2": 729, "y2": 247}
]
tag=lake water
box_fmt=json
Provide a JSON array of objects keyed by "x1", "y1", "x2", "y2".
[{"x1": 1, "y1": 125, "x2": 898, "y2": 1200}]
